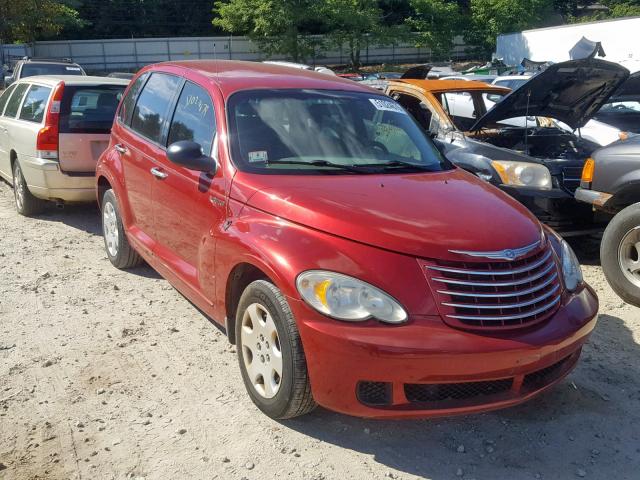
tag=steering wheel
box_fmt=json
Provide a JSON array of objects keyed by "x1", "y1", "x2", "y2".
[{"x1": 371, "y1": 141, "x2": 389, "y2": 154}]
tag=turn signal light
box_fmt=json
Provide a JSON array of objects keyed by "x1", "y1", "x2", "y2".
[{"x1": 581, "y1": 158, "x2": 595, "y2": 183}]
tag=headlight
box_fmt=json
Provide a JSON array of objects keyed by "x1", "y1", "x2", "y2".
[
  {"x1": 491, "y1": 160, "x2": 552, "y2": 189},
  {"x1": 296, "y1": 271, "x2": 408, "y2": 324},
  {"x1": 560, "y1": 240, "x2": 583, "y2": 291}
]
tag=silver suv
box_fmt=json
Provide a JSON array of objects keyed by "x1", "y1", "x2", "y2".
[
  {"x1": 3, "y1": 57, "x2": 86, "y2": 88},
  {"x1": 0, "y1": 75, "x2": 129, "y2": 215}
]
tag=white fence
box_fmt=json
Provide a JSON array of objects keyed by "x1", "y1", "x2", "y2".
[{"x1": 2, "y1": 35, "x2": 471, "y2": 72}]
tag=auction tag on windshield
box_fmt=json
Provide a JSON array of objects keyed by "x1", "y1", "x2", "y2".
[
  {"x1": 248, "y1": 151, "x2": 268, "y2": 163},
  {"x1": 369, "y1": 98, "x2": 406, "y2": 114},
  {"x1": 66, "y1": 66, "x2": 82, "y2": 71}
]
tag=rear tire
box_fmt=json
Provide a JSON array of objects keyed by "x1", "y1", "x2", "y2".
[
  {"x1": 101, "y1": 189, "x2": 143, "y2": 269},
  {"x1": 236, "y1": 280, "x2": 316, "y2": 419},
  {"x1": 12, "y1": 161, "x2": 45, "y2": 216},
  {"x1": 601, "y1": 203, "x2": 640, "y2": 308}
]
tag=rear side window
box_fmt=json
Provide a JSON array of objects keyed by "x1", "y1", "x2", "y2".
[
  {"x1": 167, "y1": 82, "x2": 216, "y2": 154},
  {"x1": 0, "y1": 84, "x2": 17, "y2": 115},
  {"x1": 19, "y1": 85, "x2": 52, "y2": 123},
  {"x1": 60, "y1": 85, "x2": 126, "y2": 134},
  {"x1": 3, "y1": 83, "x2": 29, "y2": 118},
  {"x1": 131, "y1": 73, "x2": 182, "y2": 144},
  {"x1": 118, "y1": 73, "x2": 148, "y2": 125}
]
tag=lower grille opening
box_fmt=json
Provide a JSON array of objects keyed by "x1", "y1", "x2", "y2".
[
  {"x1": 357, "y1": 381, "x2": 392, "y2": 406},
  {"x1": 404, "y1": 379, "x2": 513, "y2": 404},
  {"x1": 522, "y1": 353, "x2": 576, "y2": 391}
]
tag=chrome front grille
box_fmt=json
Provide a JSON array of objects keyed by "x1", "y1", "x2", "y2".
[{"x1": 425, "y1": 244, "x2": 562, "y2": 331}]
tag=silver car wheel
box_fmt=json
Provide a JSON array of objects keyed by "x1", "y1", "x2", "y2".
[
  {"x1": 240, "y1": 303, "x2": 283, "y2": 399},
  {"x1": 619, "y1": 226, "x2": 640, "y2": 288},
  {"x1": 103, "y1": 201, "x2": 119, "y2": 257},
  {"x1": 13, "y1": 164, "x2": 25, "y2": 211}
]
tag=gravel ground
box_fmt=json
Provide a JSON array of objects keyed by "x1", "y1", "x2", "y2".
[{"x1": 0, "y1": 178, "x2": 639, "y2": 480}]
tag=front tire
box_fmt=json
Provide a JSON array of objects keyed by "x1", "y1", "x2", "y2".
[
  {"x1": 13, "y1": 161, "x2": 45, "y2": 216},
  {"x1": 601, "y1": 203, "x2": 640, "y2": 307},
  {"x1": 101, "y1": 189, "x2": 143, "y2": 269},
  {"x1": 236, "y1": 280, "x2": 316, "y2": 419}
]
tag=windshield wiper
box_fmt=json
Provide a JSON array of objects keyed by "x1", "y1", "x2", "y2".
[
  {"x1": 357, "y1": 160, "x2": 432, "y2": 171},
  {"x1": 263, "y1": 159, "x2": 376, "y2": 173}
]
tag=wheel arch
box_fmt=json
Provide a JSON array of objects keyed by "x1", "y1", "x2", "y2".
[{"x1": 224, "y1": 261, "x2": 274, "y2": 345}]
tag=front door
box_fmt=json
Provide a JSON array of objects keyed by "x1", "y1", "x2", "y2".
[{"x1": 151, "y1": 80, "x2": 226, "y2": 305}]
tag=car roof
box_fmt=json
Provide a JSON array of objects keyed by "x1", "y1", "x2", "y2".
[
  {"x1": 144, "y1": 60, "x2": 374, "y2": 98},
  {"x1": 493, "y1": 75, "x2": 534, "y2": 81},
  {"x1": 15, "y1": 75, "x2": 130, "y2": 87},
  {"x1": 389, "y1": 79, "x2": 511, "y2": 94}
]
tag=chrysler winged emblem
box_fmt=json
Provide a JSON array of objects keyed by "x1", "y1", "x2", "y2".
[{"x1": 449, "y1": 240, "x2": 541, "y2": 261}]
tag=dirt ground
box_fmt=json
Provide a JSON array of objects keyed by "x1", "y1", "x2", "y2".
[{"x1": 0, "y1": 179, "x2": 639, "y2": 480}]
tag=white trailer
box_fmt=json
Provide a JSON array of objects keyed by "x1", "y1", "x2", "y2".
[{"x1": 496, "y1": 16, "x2": 640, "y2": 69}]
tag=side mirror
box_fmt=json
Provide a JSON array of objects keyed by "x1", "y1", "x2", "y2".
[
  {"x1": 167, "y1": 141, "x2": 217, "y2": 174},
  {"x1": 3, "y1": 76, "x2": 12, "y2": 87}
]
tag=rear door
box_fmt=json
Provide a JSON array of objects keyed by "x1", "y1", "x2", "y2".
[
  {"x1": 0, "y1": 84, "x2": 18, "y2": 179},
  {"x1": 0, "y1": 83, "x2": 30, "y2": 181},
  {"x1": 150, "y1": 80, "x2": 224, "y2": 300},
  {"x1": 58, "y1": 84, "x2": 126, "y2": 173},
  {"x1": 116, "y1": 72, "x2": 182, "y2": 252}
]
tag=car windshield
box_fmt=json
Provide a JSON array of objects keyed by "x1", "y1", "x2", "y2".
[
  {"x1": 21, "y1": 63, "x2": 84, "y2": 78},
  {"x1": 227, "y1": 89, "x2": 452, "y2": 174}
]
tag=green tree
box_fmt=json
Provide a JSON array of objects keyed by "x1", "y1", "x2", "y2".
[
  {"x1": 322, "y1": 0, "x2": 407, "y2": 69},
  {"x1": 466, "y1": 0, "x2": 555, "y2": 55},
  {"x1": 0, "y1": 0, "x2": 82, "y2": 43},
  {"x1": 213, "y1": 0, "x2": 324, "y2": 62},
  {"x1": 408, "y1": 0, "x2": 463, "y2": 58}
]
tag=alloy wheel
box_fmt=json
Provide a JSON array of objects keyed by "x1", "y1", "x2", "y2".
[
  {"x1": 240, "y1": 303, "x2": 283, "y2": 399},
  {"x1": 103, "y1": 202, "x2": 119, "y2": 257},
  {"x1": 13, "y1": 164, "x2": 25, "y2": 211}
]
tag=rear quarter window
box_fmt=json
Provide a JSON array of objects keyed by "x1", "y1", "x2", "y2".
[
  {"x1": 60, "y1": 85, "x2": 126, "y2": 134},
  {"x1": 118, "y1": 73, "x2": 148, "y2": 125},
  {"x1": 19, "y1": 85, "x2": 52, "y2": 123}
]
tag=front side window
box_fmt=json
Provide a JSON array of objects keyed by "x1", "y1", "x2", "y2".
[
  {"x1": 118, "y1": 72, "x2": 148, "y2": 125},
  {"x1": 19, "y1": 85, "x2": 52, "y2": 123},
  {"x1": 227, "y1": 89, "x2": 451, "y2": 174},
  {"x1": 0, "y1": 84, "x2": 17, "y2": 115},
  {"x1": 167, "y1": 81, "x2": 216, "y2": 154},
  {"x1": 3, "y1": 83, "x2": 30, "y2": 118},
  {"x1": 60, "y1": 85, "x2": 126, "y2": 134},
  {"x1": 130, "y1": 73, "x2": 182, "y2": 144}
]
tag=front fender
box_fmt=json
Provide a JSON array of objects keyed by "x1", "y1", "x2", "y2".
[{"x1": 212, "y1": 200, "x2": 441, "y2": 324}]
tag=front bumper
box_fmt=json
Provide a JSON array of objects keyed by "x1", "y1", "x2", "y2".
[
  {"x1": 20, "y1": 156, "x2": 95, "y2": 203},
  {"x1": 499, "y1": 184, "x2": 604, "y2": 236},
  {"x1": 291, "y1": 284, "x2": 598, "y2": 419},
  {"x1": 575, "y1": 187, "x2": 613, "y2": 209}
]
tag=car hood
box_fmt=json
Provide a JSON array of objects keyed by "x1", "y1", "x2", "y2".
[
  {"x1": 231, "y1": 169, "x2": 542, "y2": 261},
  {"x1": 472, "y1": 58, "x2": 630, "y2": 131},
  {"x1": 615, "y1": 71, "x2": 640, "y2": 98}
]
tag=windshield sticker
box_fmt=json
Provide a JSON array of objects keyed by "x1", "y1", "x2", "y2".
[
  {"x1": 248, "y1": 151, "x2": 268, "y2": 163},
  {"x1": 65, "y1": 66, "x2": 82, "y2": 71},
  {"x1": 369, "y1": 98, "x2": 407, "y2": 114}
]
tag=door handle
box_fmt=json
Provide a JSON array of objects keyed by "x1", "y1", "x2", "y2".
[
  {"x1": 150, "y1": 167, "x2": 168, "y2": 179},
  {"x1": 114, "y1": 144, "x2": 128, "y2": 154}
]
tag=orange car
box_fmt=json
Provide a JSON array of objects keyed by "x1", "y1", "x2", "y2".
[{"x1": 384, "y1": 59, "x2": 629, "y2": 236}]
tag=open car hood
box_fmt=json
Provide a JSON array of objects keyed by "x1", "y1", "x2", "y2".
[
  {"x1": 615, "y1": 71, "x2": 640, "y2": 97},
  {"x1": 471, "y1": 58, "x2": 630, "y2": 131}
]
